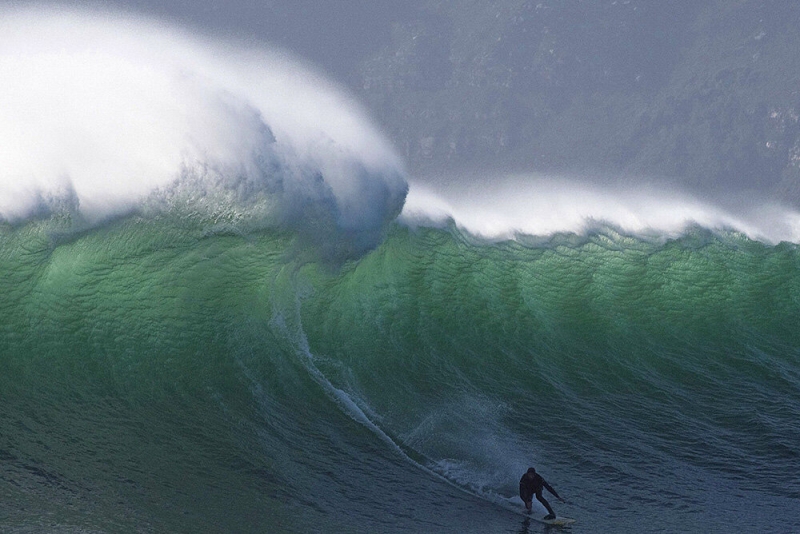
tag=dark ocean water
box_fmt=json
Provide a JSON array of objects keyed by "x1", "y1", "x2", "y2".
[{"x1": 1, "y1": 214, "x2": 799, "y2": 533}]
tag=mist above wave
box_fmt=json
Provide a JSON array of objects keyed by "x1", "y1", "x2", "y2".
[
  {"x1": 0, "y1": 7, "x2": 407, "y2": 253},
  {"x1": 401, "y1": 176, "x2": 800, "y2": 244}
]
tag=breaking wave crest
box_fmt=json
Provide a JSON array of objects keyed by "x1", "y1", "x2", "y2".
[
  {"x1": 402, "y1": 176, "x2": 800, "y2": 244},
  {"x1": 0, "y1": 7, "x2": 407, "y2": 256}
]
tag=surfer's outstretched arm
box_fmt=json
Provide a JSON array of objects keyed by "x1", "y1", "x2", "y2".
[{"x1": 543, "y1": 480, "x2": 565, "y2": 502}]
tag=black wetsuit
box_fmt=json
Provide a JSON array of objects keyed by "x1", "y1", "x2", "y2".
[{"x1": 519, "y1": 472, "x2": 560, "y2": 517}]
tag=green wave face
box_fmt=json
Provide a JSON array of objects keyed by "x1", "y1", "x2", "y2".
[
  {"x1": 301, "y1": 226, "x2": 800, "y2": 498},
  {"x1": 2, "y1": 217, "x2": 799, "y2": 533}
]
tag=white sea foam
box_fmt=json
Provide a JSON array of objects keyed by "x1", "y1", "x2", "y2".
[
  {"x1": 0, "y1": 7, "x2": 406, "y2": 242},
  {"x1": 401, "y1": 176, "x2": 800, "y2": 244}
]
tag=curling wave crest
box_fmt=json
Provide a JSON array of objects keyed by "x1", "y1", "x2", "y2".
[{"x1": 0, "y1": 8, "x2": 407, "y2": 253}]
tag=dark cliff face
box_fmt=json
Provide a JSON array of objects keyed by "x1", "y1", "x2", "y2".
[{"x1": 352, "y1": 0, "x2": 800, "y2": 203}]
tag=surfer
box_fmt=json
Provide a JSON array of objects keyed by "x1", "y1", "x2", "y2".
[{"x1": 519, "y1": 467, "x2": 565, "y2": 520}]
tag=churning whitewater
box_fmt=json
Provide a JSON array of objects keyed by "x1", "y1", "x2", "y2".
[
  {"x1": 2, "y1": 8, "x2": 800, "y2": 534},
  {"x1": 0, "y1": 7, "x2": 407, "y2": 256}
]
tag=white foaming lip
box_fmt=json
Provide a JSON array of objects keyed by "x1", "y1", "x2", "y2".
[
  {"x1": 0, "y1": 7, "x2": 407, "y2": 233},
  {"x1": 401, "y1": 176, "x2": 800, "y2": 244}
]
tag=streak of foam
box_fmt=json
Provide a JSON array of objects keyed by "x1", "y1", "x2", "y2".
[{"x1": 265, "y1": 268, "x2": 526, "y2": 515}]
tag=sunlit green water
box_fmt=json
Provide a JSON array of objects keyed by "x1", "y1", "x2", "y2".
[{"x1": 2, "y1": 216, "x2": 799, "y2": 533}]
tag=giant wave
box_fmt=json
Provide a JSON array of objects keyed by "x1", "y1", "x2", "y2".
[{"x1": 2, "y1": 7, "x2": 800, "y2": 534}]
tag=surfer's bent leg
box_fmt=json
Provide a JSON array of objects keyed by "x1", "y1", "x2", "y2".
[
  {"x1": 535, "y1": 490, "x2": 555, "y2": 517},
  {"x1": 520, "y1": 487, "x2": 533, "y2": 512}
]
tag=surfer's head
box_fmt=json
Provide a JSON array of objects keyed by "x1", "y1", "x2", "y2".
[{"x1": 527, "y1": 467, "x2": 536, "y2": 474}]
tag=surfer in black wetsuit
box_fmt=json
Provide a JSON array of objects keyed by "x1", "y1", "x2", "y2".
[{"x1": 519, "y1": 467, "x2": 565, "y2": 519}]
